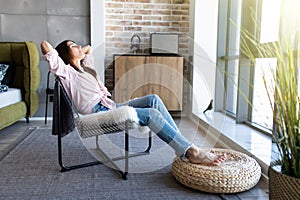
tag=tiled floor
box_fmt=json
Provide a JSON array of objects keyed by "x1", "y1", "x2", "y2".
[{"x1": 0, "y1": 118, "x2": 269, "y2": 199}]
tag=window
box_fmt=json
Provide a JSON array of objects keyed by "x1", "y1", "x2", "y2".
[
  {"x1": 193, "y1": 0, "x2": 300, "y2": 135},
  {"x1": 192, "y1": 0, "x2": 219, "y2": 115},
  {"x1": 224, "y1": 0, "x2": 242, "y2": 115},
  {"x1": 251, "y1": 58, "x2": 277, "y2": 129},
  {"x1": 225, "y1": 59, "x2": 239, "y2": 114},
  {"x1": 260, "y1": 0, "x2": 280, "y2": 43},
  {"x1": 250, "y1": 0, "x2": 280, "y2": 130},
  {"x1": 215, "y1": 0, "x2": 281, "y2": 132}
]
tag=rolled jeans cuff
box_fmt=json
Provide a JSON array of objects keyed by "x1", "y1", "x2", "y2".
[{"x1": 168, "y1": 134, "x2": 192, "y2": 157}]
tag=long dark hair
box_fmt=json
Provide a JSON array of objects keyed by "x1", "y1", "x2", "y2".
[
  {"x1": 55, "y1": 40, "x2": 78, "y2": 70},
  {"x1": 55, "y1": 40, "x2": 98, "y2": 78}
]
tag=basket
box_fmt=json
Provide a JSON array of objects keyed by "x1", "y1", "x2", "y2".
[
  {"x1": 172, "y1": 148, "x2": 261, "y2": 193},
  {"x1": 269, "y1": 166, "x2": 300, "y2": 199}
]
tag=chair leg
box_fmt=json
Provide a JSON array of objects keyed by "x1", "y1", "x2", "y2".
[
  {"x1": 121, "y1": 122, "x2": 153, "y2": 180},
  {"x1": 58, "y1": 129, "x2": 152, "y2": 177},
  {"x1": 45, "y1": 93, "x2": 48, "y2": 124},
  {"x1": 26, "y1": 116, "x2": 29, "y2": 123},
  {"x1": 123, "y1": 122, "x2": 129, "y2": 180},
  {"x1": 145, "y1": 130, "x2": 152, "y2": 153},
  {"x1": 93, "y1": 126, "x2": 152, "y2": 180},
  {"x1": 57, "y1": 132, "x2": 102, "y2": 172}
]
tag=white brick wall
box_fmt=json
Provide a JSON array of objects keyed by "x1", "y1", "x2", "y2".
[{"x1": 105, "y1": 0, "x2": 191, "y2": 62}]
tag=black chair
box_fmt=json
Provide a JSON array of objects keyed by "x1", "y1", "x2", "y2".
[
  {"x1": 53, "y1": 77, "x2": 152, "y2": 180},
  {"x1": 45, "y1": 71, "x2": 54, "y2": 124}
]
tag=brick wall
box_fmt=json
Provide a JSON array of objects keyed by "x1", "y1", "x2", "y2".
[
  {"x1": 104, "y1": 0, "x2": 191, "y2": 115},
  {"x1": 105, "y1": 0, "x2": 190, "y2": 62}
]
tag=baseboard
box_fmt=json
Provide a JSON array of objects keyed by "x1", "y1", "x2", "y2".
[{"x1": 19, "y1": 117, "x2": 52, "y2": 121}]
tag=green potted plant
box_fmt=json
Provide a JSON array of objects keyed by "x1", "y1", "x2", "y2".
[{"x1": 239, "y1": 21, "x2": 300, "y2": 199}]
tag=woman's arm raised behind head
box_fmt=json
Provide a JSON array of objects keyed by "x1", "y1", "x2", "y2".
[
  {"x1": 82, "y1": 45, "x2": 92, "y2": 55},
  {"x1": 40, "y1": 40, "x2": 53, "y2": 54}
]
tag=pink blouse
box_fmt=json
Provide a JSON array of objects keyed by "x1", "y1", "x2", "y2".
[{"x1": 43, "y1": 49, "x2": 115, "y2": 114}]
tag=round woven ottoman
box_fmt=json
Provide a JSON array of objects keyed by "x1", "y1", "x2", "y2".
[{"x1": 172, "y1": 148, "x2": 261, "y2": 193}]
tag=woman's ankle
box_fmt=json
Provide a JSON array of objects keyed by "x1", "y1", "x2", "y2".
[{"x1": 186, "y1": 144, "x2": 201, "y2": 158}]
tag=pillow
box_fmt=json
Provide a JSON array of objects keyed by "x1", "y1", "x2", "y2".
[
  {"x1": 0, "y1": 64, "x2": 9, "y2": 92},
  {"x1": 0, "y1": 62, "x2": 15, "y2": 87},
  {"x1": 0, "y1": 64, "x2": 9, "y2": 84}
]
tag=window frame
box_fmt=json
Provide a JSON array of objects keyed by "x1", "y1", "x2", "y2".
[{"x1": 215, "y1": 0, "x2": 284, "y2": 135}]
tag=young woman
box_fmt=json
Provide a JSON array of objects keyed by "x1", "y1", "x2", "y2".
[{"x1": 41, "y1": 40, "x2": 227, "y2": 165}]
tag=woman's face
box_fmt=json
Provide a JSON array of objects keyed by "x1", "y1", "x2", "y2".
[{"x1": 67, "y1": 41, "x2": 85, "y2": 61}]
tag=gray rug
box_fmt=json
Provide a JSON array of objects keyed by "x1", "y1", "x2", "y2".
[
  {"x1": 0, "y1": 122, "x2": 39, "y2": 161},
  {"x1": 0, "y1": 126, "x2": 239, "y2": 200}
]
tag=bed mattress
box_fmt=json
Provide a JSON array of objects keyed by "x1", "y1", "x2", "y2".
[{"x1": 0, "y1": 88, "x2": 22, "y2": 109}]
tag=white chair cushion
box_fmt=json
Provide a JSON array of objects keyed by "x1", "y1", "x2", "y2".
[{"x1": 75, "y1": 106, "x2": 140, "y2": 138}]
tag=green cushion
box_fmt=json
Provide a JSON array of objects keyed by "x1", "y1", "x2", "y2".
[{"x1": 0, "y1": 102, "x2": 27, "y2": 130}]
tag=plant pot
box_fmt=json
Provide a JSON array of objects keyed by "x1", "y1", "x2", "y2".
[{"x1": 268, "y1": 166, "x2": 300, "y2": 199}]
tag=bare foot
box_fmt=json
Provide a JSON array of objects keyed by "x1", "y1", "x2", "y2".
[{"x1": 186, "y1": 145, "x2": 227, "y2": 165}]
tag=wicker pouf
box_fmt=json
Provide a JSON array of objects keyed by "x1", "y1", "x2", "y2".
[{"x1": 172, "y1": 148, "x2": 261, "y2": 193}]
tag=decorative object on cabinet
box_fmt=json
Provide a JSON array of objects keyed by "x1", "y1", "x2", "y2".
[
  {"x1": 130, "y1": 34, "x2": 141, "y2": 54},
  {"x1": 150, "y1": 33, "x2": 179, "y2": 55}
]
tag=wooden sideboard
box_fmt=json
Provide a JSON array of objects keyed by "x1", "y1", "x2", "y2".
[{"x1": 113, "y1": 54, "x2": 183, "y2": 111}]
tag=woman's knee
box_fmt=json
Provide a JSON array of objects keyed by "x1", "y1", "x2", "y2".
[
  {"x1": 136, "y1": 107, "x2": 163, "y2": 125},
  {"x1": 150, "y1": 94, "x2": 160, "y2": 100},
  {"x1": 148, "y1": 94, "x2": 162, "y2": 104},
  {"x1": 148, "y1": 108, "x2": 166, "y2": 132},
  {"x1": 149, "y1": 108, "x2": 165, "y2": 123}
]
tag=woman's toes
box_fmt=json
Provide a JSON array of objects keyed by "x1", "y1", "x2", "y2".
[{"x1": 188, "y1": 151, "x2": 227, "y2": 165}]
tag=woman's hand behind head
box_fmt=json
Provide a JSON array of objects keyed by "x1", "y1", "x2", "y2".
[
  {"x1": 40, "y1": 40, "x2": 53, "y2": 54},
  {"x1": 82, "y1": 45, "x2": 92, "y2": 55}
]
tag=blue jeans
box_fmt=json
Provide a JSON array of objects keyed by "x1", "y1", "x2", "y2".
[
  {"x1": 116, "y1": 94, "x2": 192, "y2": 156},
  {"x1": 92, "y1": 102, "x2": 109, "y2": 112}
]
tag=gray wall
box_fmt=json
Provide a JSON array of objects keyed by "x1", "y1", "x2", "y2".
[{"x1": 0, "y1": 0, "x2": 90, "y2": 118}]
